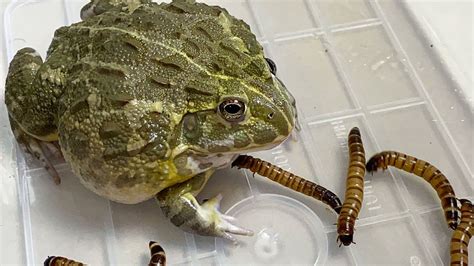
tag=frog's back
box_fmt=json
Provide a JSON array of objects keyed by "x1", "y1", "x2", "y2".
[
  {"x1": 57, "y1": 0, "x2": 265, "y2": 115},
  {"x1": 54, "y1": 0, "x2": 269, "y2": 203}
]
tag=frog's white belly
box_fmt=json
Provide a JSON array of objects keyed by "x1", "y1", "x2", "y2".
[
  {"x1": 75, "y1": 153, "x2": 237, "y2": 205},
  {"x1": 187, "y1": 153, "x2": 238, "y2": 173}
]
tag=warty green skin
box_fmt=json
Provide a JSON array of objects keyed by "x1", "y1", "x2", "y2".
[{"x1": 5, "y1": 0, "x2": 296, "y2": 238}]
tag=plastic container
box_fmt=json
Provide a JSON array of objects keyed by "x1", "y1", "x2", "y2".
[{"x1": 1, "y1": 0, "x2": 472, "y2": 265}]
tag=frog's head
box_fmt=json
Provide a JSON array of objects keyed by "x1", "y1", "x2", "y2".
[
  {"x1": 178, "y1": 56, "x2": 297, "y2": 159},
  {"x1": 165, "y1": 1, "x2": 298, "y2": 170}
]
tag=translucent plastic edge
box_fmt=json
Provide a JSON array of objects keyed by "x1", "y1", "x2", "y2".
[
  {"x1": 400, "y1": 0, "x2": 473, "y2": 112},
  {"x1": 369, "y1": 0, "x2": 473, "y2": 185},
  {"x1": 3, "y1": 0, "x2": 27, "y2": 61},
  {"x1": 15, "y1": 149, "x2": 34, "y2": 265},
  {"x1": 3, "y1": 1, "x2": 36, "y2": 265}
]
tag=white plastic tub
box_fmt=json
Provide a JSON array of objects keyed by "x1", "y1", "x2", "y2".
[{"x1": 1, "y1": 0, "x2": 472, "y2": 265}]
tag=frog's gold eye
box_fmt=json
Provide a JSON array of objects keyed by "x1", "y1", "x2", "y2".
[
  {"x1": 265, "y1": 58, "x2": 277, "y2": 75},
  {"x1": 218, "y1": 99, "x2": 246, "y2": 123}
]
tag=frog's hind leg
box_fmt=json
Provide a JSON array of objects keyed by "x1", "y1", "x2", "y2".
[
  {"x1": 156, "y1": 171, "x2": 253, "y2": 242},
  {"x1": 5, "y1": 48, "x2": 42, "y2": 123},
  {"x1": 10, "y1": 118, "x2": 61, "y2": 185},
  {"x1": 5, "y1": 48, "x2": 61, "y2": 184},
  {"x1": 5, "y1": 47, "x2": 58, "y2": 140}
]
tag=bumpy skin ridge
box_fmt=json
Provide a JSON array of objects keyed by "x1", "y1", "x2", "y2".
[{"x1": 5, "y1": 0, "x2": 296, "y2": 204}]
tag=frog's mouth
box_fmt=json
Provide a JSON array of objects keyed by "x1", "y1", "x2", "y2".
[
  {"x1": 174, "y1": 132, "x2": 288, "y2": 174},
  {"x1": 190, "y1": 133, "x2": 290, "y2": 161}
]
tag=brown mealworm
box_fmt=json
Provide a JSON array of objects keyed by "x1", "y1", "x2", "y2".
[
  {"x1": 337, "y1": 127, "x2": 366, "y2": 246},
  {"x1": 366, "y1": 150, "x2": 459, "y2": 230},
  {"x1": 450, "y1": 199, "x2": 473, "y2": 266},
  {"x1": 232, "y1": 155, "x2": 342, "y2": 213},
  {"x1": 44, "y1": 256, "x2": 84, "y2": 266},
  {"x1": 149, "y1": 241, "x2": 166, "y2": 266}
]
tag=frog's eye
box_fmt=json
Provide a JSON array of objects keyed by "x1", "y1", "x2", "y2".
[
  {"x1": 218, "y1": 99, "x2": 246, "y2": 123},
  {"x1": 265, "y1": 58, "x2": 277, "y2": 75}
]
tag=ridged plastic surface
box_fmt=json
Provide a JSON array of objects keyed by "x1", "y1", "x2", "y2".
[{"x1": 1, "y1": 0, "x2": 472, "y2": 265}]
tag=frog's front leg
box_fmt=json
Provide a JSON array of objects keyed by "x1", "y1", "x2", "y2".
[
  {"x1": 156, "y1": 171, "x2": 253, "y2": 242},
  {"x1": 5, "y1": 48, "x2": 62, "y2": 184}
]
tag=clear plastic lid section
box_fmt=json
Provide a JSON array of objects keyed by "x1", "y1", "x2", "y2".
[
  {"x1": 216, "y1": 194, "x2": 328, "y2": 265},
  {"x1": 3, "y1": 0, "x2": 473, "y2": 265}
]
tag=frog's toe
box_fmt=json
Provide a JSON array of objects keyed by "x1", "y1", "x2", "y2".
[
  {"x1": 217, "y1": 217, "x2": 254, "y2": 236},
  {"x1": 201, "y1": 194, "x2": 253, "y2": 239},
  {"x1": 23, "y1": 139, "x2": 61, "y2": 185},
  {"x1": 33, "y1": 141, "x2": 61, "y2": 185},
  {"x1": 14, "y1": 131, "x2": 60, "y2": 184},
  {"x1": 44, "y1": 141, "x2": 64, "y2": 160},
  {"x1": 9, "y1": 118, "x2": 61, "y2": 184},
  {"x1": 157, "y1": 174, "x2": 253, "y2": 241}
]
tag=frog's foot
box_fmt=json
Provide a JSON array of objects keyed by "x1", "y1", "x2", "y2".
[
  {"x1": 11, "y1": 121, "x2": 61, "y2": 185},
  {"x1": 43, "y1": 141, "x2": 64, "y2": 160},
  {"x1": 156, "y1": 172, "x2": 253, "y2": 242},
  {"x1": 26, "y1": 138, "x2": 61, "y2": 185},
  {"x1": 159, "y1": 192, "x2": 253, "y2": 242},
  {"x1": 195, "y1": 194, "x2": 253, "y2": 242}
]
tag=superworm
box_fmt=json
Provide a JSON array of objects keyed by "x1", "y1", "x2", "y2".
[
  {"x1": 149, "y1": 241, "x2": 166, "y2": 266},
  {"x1": 337, "y1": 127, "x2": 366, "y2": 246},
  {"x1": 366, "y1": 150, "x2": 459, "y2": 229},
  {"x1": 231, "y1": 155, "x2": 342, "y2": 213},
  {"x1": 450, "y1": 199, "x2": 473, "y2": 266},
  {"x1": 44, "y1": 256, "x2": 84, "y2": 266}
]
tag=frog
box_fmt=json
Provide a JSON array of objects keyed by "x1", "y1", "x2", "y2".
[{"x1": 4, "y1": 0, "x2": 298, "y2": 241}]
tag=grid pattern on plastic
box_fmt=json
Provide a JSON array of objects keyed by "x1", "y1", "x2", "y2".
[
  {"x1": 2, "y1": 0, "x2": 473, "y2": 265},
  {"x1": 226, "y1": 1, "x2": 472, "y2": 264}
]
